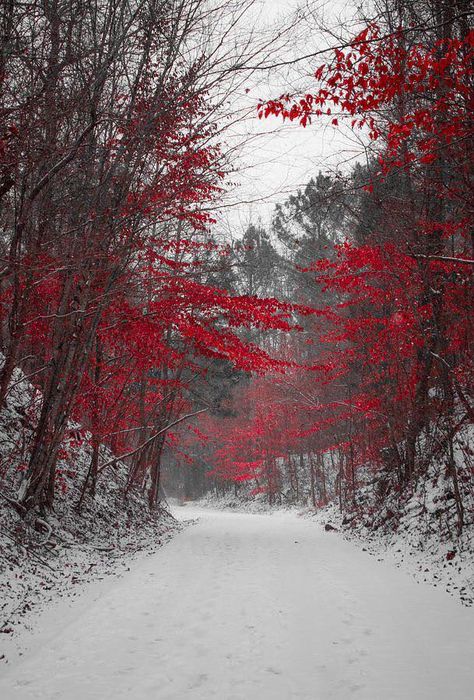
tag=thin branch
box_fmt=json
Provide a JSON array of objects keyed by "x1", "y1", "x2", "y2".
[
  {"x1": 236, "y1": 11, "x2": 474, "y2": 71},
  {"x1": 412, "y1": 254, "x2": 474, "y2": 266},
  {"x1": 28, "y1": 121, "x2": 98, "y2": 202},
  {"x1": 97, "y1": 408, "x2": 208, "y2": 475}
]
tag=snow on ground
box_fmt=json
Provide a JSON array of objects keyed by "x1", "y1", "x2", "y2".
[
  {"x1": 0, "y1": 464, "x2": 180, "y2": 654},
  {"x1": 0, "y1": 507, "x2": 180, "y2": 664},
  {"x1": 307, "y1": 501, "x2": 474, "y2": 608},
  {"x1": 191, "y1": 491, "x2": 301, "y2": 514},
  {"x1": 0, "y1": 357, "x2": 181, "y2": 647},
  {"x1": 1, "y1": 505, "x2": 473, "y2": 700},
  {"x1": 193, "y1": 488, "x2": 474, "y2": 607}
]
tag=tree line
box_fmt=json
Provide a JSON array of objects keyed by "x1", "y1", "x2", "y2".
[
  {"x1": 173, "y1": 0, "x2": 473, "y2": 535},
  {"x1": 0, "y1": 0, "x2": 472, "y2": 536},
  {"x1": 0, "y1": 0, "x2": 299, "y2": 515}
]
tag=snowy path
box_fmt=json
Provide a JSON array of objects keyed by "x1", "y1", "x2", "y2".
[{"x1": 1, "y1": 507, "x2": 473, "y2": 700}]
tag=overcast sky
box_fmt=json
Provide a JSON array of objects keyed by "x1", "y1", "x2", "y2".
[{"x1": 215, "y1": 0, "x2": 364, "y2": 238}]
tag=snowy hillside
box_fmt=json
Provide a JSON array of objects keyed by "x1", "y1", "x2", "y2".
[{"x1": 0, "y1": 362, "x2": 180, "y2": 653}]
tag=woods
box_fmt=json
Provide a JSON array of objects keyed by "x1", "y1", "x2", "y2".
[
  {"x1": 0, "y1": 0, "x2": 299, "y2": 516},
  {"x1": 0, "y1": 0, "x2": 472, "y2": 566},
  {"x1": 0, "y1": 0, "x2": 473, "y2": 695},
  {"x1": 173, "y1": 0, "x2": 473, "y2": 538}
]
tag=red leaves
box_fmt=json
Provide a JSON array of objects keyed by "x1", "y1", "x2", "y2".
[
  {"x1": 419, "y1": 153, "x2": 437, "y2": 165},
  {"x1": 196, "y1": 15, "x2": 474, "y2": 503},
  {"x1": 259, "y1": 23, "x2": 473, "y2": 176},
  {"x1": 314, "y1": 65, "x2": 325, "y2": 80}
]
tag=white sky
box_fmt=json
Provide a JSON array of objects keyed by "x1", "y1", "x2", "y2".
[{"x1": 214, "y1": 0, "x2": 365, "y2": 238}]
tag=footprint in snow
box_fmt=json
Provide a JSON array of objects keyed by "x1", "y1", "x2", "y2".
[
  {"x1": 265, "y1": 666, "x2": 282, "y2": 675},
  {"x1": 188, "y1": 672, "x2": 209, "y2": 689}
]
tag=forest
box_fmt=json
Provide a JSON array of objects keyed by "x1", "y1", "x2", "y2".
[
  {"x1": 0, "y1": 0, "x2": 473, "y2": 693},
  {"x1": 1, "y1": 0, "x2": 472, "y2": 525}
]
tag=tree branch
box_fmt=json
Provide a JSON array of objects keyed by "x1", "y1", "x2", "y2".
[
  {"x1": 97, "y1": 408, "x2": 208, "y2": 475},
  {"x1": 412, "y1": 254, "x2": 474, "y2": 265}
]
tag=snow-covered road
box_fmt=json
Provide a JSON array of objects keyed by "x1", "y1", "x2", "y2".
[{"x1": 1, "y1": 507, "x2": 473, "y2": 700}]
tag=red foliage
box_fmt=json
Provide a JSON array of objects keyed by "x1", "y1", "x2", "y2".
[{"x1": 205, "y1": 20, "x2": 473, "y2": 496}]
